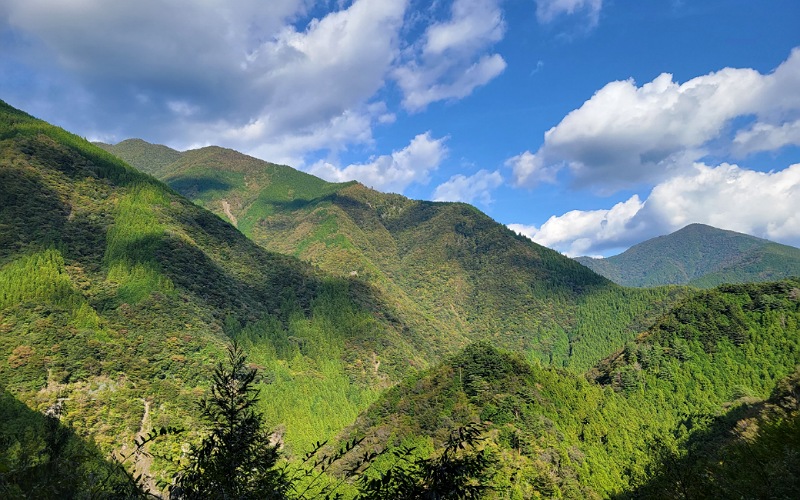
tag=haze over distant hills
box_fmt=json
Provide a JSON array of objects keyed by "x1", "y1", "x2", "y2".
[{"x1": 575, "y1": 223, "x2": 800, "y2": 288}]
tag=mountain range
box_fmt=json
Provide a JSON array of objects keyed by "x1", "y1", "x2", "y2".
[
  {"x1": 1, "y1": 105, "x2": 679, "y2": 483},
  {"x1": 1, "y1": 102, "x2": 798, "y2": 497},
  {"x1": 576, "y1": 223, "x2": 800, "y2": 288},
  {"x1": 96, "y1": 138, "x2": 683, "y2": 372}
]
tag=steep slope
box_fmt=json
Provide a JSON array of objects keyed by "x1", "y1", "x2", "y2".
[
  {"x1": 337, "y1": 278, "x2": 800, "y2": 497},
  {"x1": 0, "y1": 387, "x2": 138, "y2": 496},
  {"x1": 340, "y1": 342, "x2": 654, "y2": 498},
  {"x1": 601, "y1": 278, "x2": 800, "y2": 498},
  {"x1": 576, "y1": 223, "x2": 800, "y2": 287},
  {"x1": 99, "y1": 139, "x2": 686, "y2": 371},
  {"x1": 625, "y1": 366, "x2": 800, "y2": 499},
  {"x1": 0, "y1": 101, "x2": 429, "y2": 483},
  {"x1": 594, "y1": 277, "x2": 800, "y2": 410}
]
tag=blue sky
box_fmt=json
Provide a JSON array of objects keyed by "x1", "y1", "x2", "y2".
[{"x1": 2, "y1": 0, "x2": 799, "y2": 256}]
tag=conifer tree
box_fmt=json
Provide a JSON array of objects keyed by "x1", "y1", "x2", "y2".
[{"x1": 172, "y1": 342, "x2": 287, "y2": 499}]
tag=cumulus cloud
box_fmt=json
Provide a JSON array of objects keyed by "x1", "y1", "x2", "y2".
[
  {"x1": 506, "y1": 150, "x2": 560, "y2": 186},
  {"x1": 308, "y1": 132, "x2": 448, "y2": 193},
  {"x1": 733, "y1": 119, "x2": 800, "y2": 155},
  {"x1": 511, "y1": 162, "x2": 800, "y2": 256},
  {"x1": 535, "y1": 0, "x2": 603, "y2": 26},
  {"x1": 510, "y1": 48, "x2": 800, "y2": 192},
  {"x1": 509, "y1": 195, "x2": 645, "y2": 256},
  {"x1": 393, "y1": 0, "x2": 507, "y2": 111},
  {"x1": 432, "y1": 169, "x2": 503, "y2": 204},
  {"x1": 1, "y1": 0, "x2": 408, "y2": 161},
  {"x1": 0, "y1": 0, "x2": 517, "y2": 167}
]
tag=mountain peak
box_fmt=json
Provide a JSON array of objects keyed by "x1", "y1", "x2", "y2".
[{"x1": 576, "y1": 224, "x2": 800, "y2": 287}]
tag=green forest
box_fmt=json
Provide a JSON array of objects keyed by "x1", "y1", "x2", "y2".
[{"x1": 2, "y1": 99, "x2": 800, "y2": 498}]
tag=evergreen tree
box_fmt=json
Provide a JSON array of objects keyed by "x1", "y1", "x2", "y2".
[
  {"x1": 172, "y1": 342, "x2": 287, "y2": 499},
  {"x1": 358, "y1": 422, "x2": 494, "y2": 499}
]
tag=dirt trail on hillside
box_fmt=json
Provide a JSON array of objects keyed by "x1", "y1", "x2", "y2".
[
  {"x1": 132, "y1": 399, "x2": 156, "y2": 493},
  {"x1": 222, "y1": 200, "x2": 238, "y2": 227}
]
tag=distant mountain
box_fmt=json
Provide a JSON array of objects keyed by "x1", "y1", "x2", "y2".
[
  {"x1": 575, "y1": 223, "x2": 800, "y2": 287},
  {"x1": 98, "y1": 139, "x2": 687, "y2": 372}
]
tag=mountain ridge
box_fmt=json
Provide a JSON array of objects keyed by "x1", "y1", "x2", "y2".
[
  {"x1": 98, "y1": 138, "x2": 687, "y2": 371},
  {"x1": 576, "y1": 223, "x2": 800, "y2": 287},
  {"x1": 0, "y1": 101, "x2": 432, "y2": 483},
  {"x1": 336, "y1": 277, "x2": 800, "y2": 497}
]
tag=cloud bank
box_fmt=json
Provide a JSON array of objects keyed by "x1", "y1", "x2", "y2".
[
  {"x1": 508, "y1": 48, "x2": 800, "y2": 256},
  {"x1": 511, "y1": 48, "x2": 800, "y2": 192},
  {"x1": 512, "y1": 162, "x2": 800, "y2": 256},
  {"x1": 308, "y1": 132, "x2": 448, "y2": 193},
  {"x1": 0, "y1": 0, "x2": 506, "y2": 179}
]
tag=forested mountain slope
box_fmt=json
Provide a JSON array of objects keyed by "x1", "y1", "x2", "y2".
[
  {"x1": 99, "y1": 139, "x2": 687, "y2": 371},
  {"x1": 576, "y1": 223, "x2": 800, "y2": 288},
  {"x1": 338, "y1": 278, "x2": 800, "y2": 497},
  {"x1": 0, "y1": 100, "x2": 434, "y2": 484}
]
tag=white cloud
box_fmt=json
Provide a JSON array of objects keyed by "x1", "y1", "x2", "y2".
[
  {"x1": 432, "y1": 169, "x2": 503, "y2": 204},
  {"x1": 535, "y1": 0, "x2": 603, "y2": 26},
  {"x1": 506, "y1": 150, "x2": 560, "y2": 186},
  {"x1": 509, "y1": 195, "x2": 644, "y2": 256},
  {"x1": 511, "y1": 162, "x2": 800, "y2": 256},
  {"x1": 733, "y1": 119, "x2": 800, "y2": 155},
  {"x1": 308, "y1": 132, "x2": 448, "y2": 193},
  {"x1": 510, "y1": 48, "x2": 800, "y2": 192},
  {"x1": 1, "y1": 0, "x2": 408, "y2": 161},
  {"x1": 244, "y1": 0, "x2": 406, "y2": 133},
  {"x1": 233, "y1": 108, "x2": 377, "y2": 167},
  {"x1": 393, "y1": 0, "x2": 507, "y2": 111}
]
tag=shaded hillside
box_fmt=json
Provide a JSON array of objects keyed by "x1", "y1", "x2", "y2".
[
  {"x1": 576, "y1": 223, "x2": 800, "y2": 288},
  {"x1": 0, "y1": 100, "x2": 429, "y2": 484},
  {"x1": 0, "y1": 388, "x2": 140, "y2": 497},
  {"x1": 337, "y1": 278, "x2": 800, "y2": 497},
  {"x1": 623, "y1": 367, "x2": 800, "y2": 499},
  {"x1": 99, "y1": 139, "x2": 686, "y2": 371}
]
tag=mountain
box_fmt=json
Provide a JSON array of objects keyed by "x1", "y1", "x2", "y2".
[
  {"x1": 7, "y1": 105, "x2": 800, "y2": 497},
  {"x1": 2, "y1": 101, "x2": 685, "y2": 492},
  {"x1": 0, "y1": 100, "x2": 434, "y2": 485},
  {"x1": 336, "y1": 277, "x2": 800, "y2": 497},
  {"x1": 98, "y1": 139, "x2": 687, "y2": 372},
  {"x1": 575, "y1": 223, "x2": 800, "y2": 288}
]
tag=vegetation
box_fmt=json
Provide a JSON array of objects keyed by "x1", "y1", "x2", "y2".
[
  {"x1": 0, "y1": 100, "x2": 422, "y2": 485},
  {"x1": 174, "y1": 343, "x2": 497, "y2": 500},
  {"x1": 172, "y1": 342, "x2": 286, "y2": 499},
  {"x1": 100, "y1": 139, "x2": 688, "y2": 371},
  {"x1": 341, "y1": 278, "x2": 800, "y2": 497},
  {"x1": 0, "y1": 387, "x2": 142, "y2": 498},
  {"x1": 576, "y1": 223, "x2": 800, "y2": 288},
  {"x1": 624, "y1": 366, "x2": 800, "y2": 499},
  {"x1": 4, "y1": 102, "x2": 799, "y2": 497}
]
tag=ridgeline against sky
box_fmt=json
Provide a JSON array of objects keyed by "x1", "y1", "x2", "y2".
[{"x1": 2, "y1": 0, "x2": 799, "y2": 256}]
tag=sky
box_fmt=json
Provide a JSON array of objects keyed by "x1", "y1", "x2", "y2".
[{"x1": 2, "y1": 0, "x2": 799, "y2": 257}]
